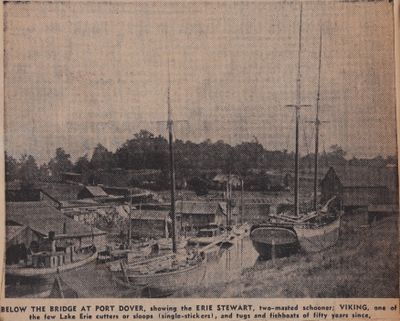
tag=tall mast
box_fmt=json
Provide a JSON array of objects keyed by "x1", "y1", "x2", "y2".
[
  {"x1": 294, "y1": 3, "x2": 303, "y2": 217},
  {"x1": 313, "y1": 29, "x2": 323, "y2": 211},
  {"x1": 286, "y1": 3, "x2": 310, "y2": 217},
  {"x1": 167, "y1": 59, "x2": 177, "y2": 254}
]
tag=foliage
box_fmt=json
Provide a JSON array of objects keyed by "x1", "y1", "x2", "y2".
[
  {"x1": 5, "y1": 131, "x2": 397, "y2": 191},
  {"x1": 18, "y1": 154, "x2": 39, "y2": 187},
  {"x1": 48, "y1": 147, "x2": 73, "y2": 179}
]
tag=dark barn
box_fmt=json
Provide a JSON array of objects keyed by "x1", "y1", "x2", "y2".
[{"x1": 320, "y1": 166, "x2": 398, "y2": 210}]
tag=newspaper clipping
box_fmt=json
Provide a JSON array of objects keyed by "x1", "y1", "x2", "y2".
[{"x1": 1, "y1": 0, "x2": 399, "y2": 320}]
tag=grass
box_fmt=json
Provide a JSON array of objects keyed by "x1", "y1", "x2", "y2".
[{"x1": 190, "y1": 212, "x2": 399, "y2": 298}]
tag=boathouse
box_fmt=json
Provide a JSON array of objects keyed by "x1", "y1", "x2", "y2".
[
  {"x1": 6, "y1": 202, "x2": 108, "y2": 259},
  {"x1": 320, "y1": 166, "x2": 398, "y2": 210},
  {"x1": 175, "y1": 201, "x2": 226, "y2": 229},
  {"x1": 129, "y1": 209, "x2": 171, "y2": 239}
]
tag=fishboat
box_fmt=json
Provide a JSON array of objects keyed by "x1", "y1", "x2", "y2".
[{"x1": 6, "y1": 247, "x2": 97, "y2": 278}]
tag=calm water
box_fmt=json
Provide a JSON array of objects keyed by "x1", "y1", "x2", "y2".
[{"x1": 6, "y1": 236, "x2": 261, "y2": 298}]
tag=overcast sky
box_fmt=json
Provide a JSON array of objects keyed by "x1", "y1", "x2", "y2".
[{"x1": 4, "y1": 1, "x2": 397, "y2": 164}]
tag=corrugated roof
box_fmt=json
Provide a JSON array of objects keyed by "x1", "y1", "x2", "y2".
[
  {"x1": 6, "y1": 202, "x2": 106, "y2": 237},
  {"x1": 331, "y1": 166, "x2": 391, "y2": 187},
  {"x1": 175, "y1": 201, "x2": 226, "y2": 215}
]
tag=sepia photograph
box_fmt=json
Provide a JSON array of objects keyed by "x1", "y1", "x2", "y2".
[{"x1": 2, "y1": 0, "x2": 399, "y2": 300}]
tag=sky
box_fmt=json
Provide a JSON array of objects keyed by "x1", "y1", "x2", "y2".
[{"x1": 4, "y1": 1, "x2": 397, "y2": 164}]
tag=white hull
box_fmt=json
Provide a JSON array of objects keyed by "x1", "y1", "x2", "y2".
[
  {"x1": 117, "y1": 255, "x2": 206, "y2": 293},
  {"x1": 294, "y1": 216, "x2": 341, "y2": 253}
]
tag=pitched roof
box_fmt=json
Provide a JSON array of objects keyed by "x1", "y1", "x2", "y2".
[
  {"x1": 6, "y1": 201, "x2": 106, "y2": 237},
  {"x1": 330, "y1": 165, "x2": 391, "y2": 187},
  {"x1": 6, "y1": 225, "x2": 28, "y2": 242},
  {"x1": 175, "y1": 201, "x2": 226, "y2": 215},
  {"x1": 82, "y1": 186, "x2": 108, "y2": 197}
]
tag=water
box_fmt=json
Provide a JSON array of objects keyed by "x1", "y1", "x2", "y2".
[{"x1": 6, "y1": 237, "x2": 261, "y2": 298}]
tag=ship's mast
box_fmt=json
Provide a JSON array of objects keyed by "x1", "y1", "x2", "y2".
[
  {"x1": 286, "y1": 3, "x2": 310, "y2": 216},
  {"x1": 294, "y1": 4, "x2": 303, "y2": 217},
  {"x1": 313, "y1": 30, "x2": 323, "y2": 211},
  {"x1": 167, "y1": 59, "x2": 177, "y2": 254}
]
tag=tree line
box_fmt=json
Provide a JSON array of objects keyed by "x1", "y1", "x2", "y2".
[{"x1": 5, "y1": 129, "x2": 397, "y2": 187}]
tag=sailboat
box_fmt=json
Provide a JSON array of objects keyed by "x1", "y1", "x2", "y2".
[
  {"x1": 250, "y1": 6, "x2": 342, "y2": 258},
  {"x1": 113, "y1": 60, "x2": 206, "y2": 294},
  {"x1": 292, "y1": 28, "x2": 342, "y2": 253}
]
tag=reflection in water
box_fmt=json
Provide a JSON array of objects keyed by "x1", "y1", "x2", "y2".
[{"x1": 6, "y1": 237, "x2": 261, "y2": 298}]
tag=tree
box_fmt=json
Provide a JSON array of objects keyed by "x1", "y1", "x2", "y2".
[
  {"x1": 91, "y1": 144, "x2": 114, "y2": 170},
  {"x1": 328, "y1": 145, "x2": 346, "y2": 159},
  {"x1": 324, "y1": 144, "x2": 347, "y2": 166},
  {"x1": 18, "y1": 154, "x2": 39, "y2": 187},
  {"x1": 74, "y1": 154, "x2": 91, "y2": 173},
  {"x1": 48, "y1": 147, "x2": 73, "y2": 179},
  {"x1": 5, "y1": 152, "x2": 18, "y2": 181},
  {"x1": 115, "y1": 130, "x2": 168, "y2": 170}
]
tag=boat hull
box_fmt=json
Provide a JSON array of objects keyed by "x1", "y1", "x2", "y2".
[
  {"x1": 6, "y1": 251, "x2": 98, "y2": 277},
  {"x1": 250, "y1": 225, "x2": 299, "y2": 259},
  {"x1": 294, "y1": 216, "x2": 341, "y2": 253},
  {"x1": 5, "y1": 251, "x2": 97, "y2": 298},
  {"x1": 119, "y1": 260, "x2": 206, "y2": 294}
]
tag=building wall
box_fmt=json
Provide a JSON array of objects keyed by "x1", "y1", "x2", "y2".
[
  {"x1": 342, "y1": 186, "x2": 389, "y2": 207},
  {"x1": 130, "y1": 219, "x2": 168, "y2": 239},
  {"x1": 242, "y1": 203, "x2": 270, "y2": 222},
  {"x1": 181, "y1": 214, "x2": 215, "y2": 229}
]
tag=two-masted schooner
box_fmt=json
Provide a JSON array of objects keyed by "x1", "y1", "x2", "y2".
[{"x1": 250, "y1": 5, "x2": 342, "y2": 258}]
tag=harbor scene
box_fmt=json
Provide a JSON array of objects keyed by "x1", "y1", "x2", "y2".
[{"x1": 3, "y1": 1, "x2": 399, "y2": 299}]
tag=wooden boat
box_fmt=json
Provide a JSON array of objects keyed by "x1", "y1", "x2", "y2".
[
  {"x1": 293, "y1": 197, "x2": 342, "y2": 252},
  {"x1": 112, "y1": 64, "x2": 206, "y2": 296},
  {"x1": 116, "y1": 253, "x2": 206, "y2": 293},
  {"x1": 294, "y1": 216, "x2": 341, "y2": 253},
  {"x1": 250, "y1": 11, "x2": 342, "y2": 256},
  {"x1": 250, "y1": 224, "x2": 299, "y2": 259},
  {"x1": 6, "y1": 249, "x2": 97, "y2": 278}
]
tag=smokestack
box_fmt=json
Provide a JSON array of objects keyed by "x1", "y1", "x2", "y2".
[
  {"x1": 48, "y1": 231, "x2": 55, "y2": 241},
  {"x1": 63, "y1": 222, "x2": 67, "y2": 234},
  {"x1": 48, "y1": 231, "x2": 56, "y2": 253}
]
